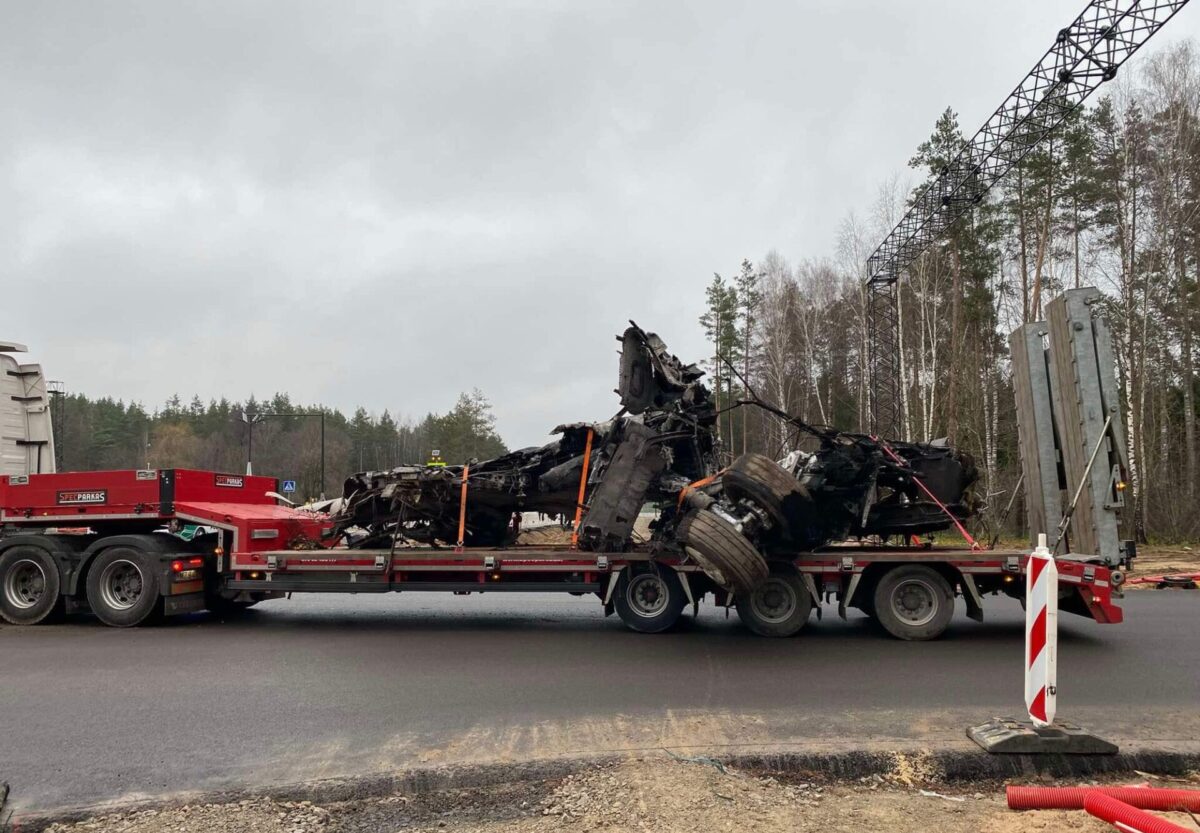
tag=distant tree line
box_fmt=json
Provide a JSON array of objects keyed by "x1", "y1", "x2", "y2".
[
  {"x1": 53, "y1": 388, "x2": 507, "y2": 500},
  {"x1": 701, "y1": 40, "x2": 1200, "y2": 543}
]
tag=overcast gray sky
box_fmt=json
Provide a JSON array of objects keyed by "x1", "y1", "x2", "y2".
[{"x1": 4, "y1": 1, "x2": 1199, "y2": 448}]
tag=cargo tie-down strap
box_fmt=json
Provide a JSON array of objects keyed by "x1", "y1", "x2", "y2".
[
  {"x1": 872, "y1": 436, "x2": 982, "y2": 551},
  {"x1": 570, "y1": 428, "x2": 595, "y2": 550},
  {"x1": 676, "y1": 469, "x2": 726, "y2": 510},
  {"x1": 455, "y1": 463, "x2": 470, "y2": 553}
]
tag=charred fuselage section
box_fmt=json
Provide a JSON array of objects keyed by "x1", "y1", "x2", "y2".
[
  {"x1": 332, "y1": 323, "x2": 978, "y2": 591},
  {"x1": 336, "y1": 324, "x2": 720, "y2": 550}
]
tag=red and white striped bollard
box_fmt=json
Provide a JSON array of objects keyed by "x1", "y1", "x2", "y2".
[{"x1": 1025, "y1": 533, "x2": 1058, "y2": 727}]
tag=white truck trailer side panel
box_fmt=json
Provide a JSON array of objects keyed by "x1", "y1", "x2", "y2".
[{"x1": 0, "y1": 341, "x2": 56, "y2": 476}]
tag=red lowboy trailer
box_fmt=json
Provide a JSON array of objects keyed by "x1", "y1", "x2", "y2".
[{"x1": 0, "y1": 467, "x2": 1124, "y2": 638}]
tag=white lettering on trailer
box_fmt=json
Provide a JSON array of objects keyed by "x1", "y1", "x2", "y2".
[{"x1": 56, "y1": 490, "x2": 107, "y2": 505}]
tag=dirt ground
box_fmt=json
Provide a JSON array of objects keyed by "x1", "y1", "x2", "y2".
[
  {"x1": 30, "y1": 757, "x2": 1200, "y2": 833},
  {"x1": 515, "y1": 516, "x2": 654, "y2": 547},
  {"x1": 1125, "y1": 546, "x2": 1200, "y2": 586}
]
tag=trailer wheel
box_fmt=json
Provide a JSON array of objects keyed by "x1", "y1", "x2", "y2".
[
  {"x1": 86, "y1": 547, "x2": 162, "y2": 627},
  {"x1": 614, "y1": 568, "x2": 687, "y2": 633},
  {"x1": 676, "y1": 509, "x2": 769, "y2": 594},
  {"x1": 722, "y1": 453, "x2": 814, "y2": 537},
  {"x1": 736, "y1": 566, "x2": 812, "y2": 637},
  {"x1": 0, "y1": 546, "x2": 64, "y2": 625},
  {"x1": 872, "y1": 565, "x2": 954, "y2": 641}
]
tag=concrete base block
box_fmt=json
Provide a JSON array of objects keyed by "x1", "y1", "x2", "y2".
[{"x1": 968, "y1": 717, "x2": 1119, "y2": 755}]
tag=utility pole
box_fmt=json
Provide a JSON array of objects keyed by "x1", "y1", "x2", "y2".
[{"x1": 48, "y1": 380, "x2": 65, "y2": 471}]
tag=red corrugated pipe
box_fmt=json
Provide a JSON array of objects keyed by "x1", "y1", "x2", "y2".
[
  {"x1": 1083, "y1": 792, "x2": 1192, "y2": 833},
  {"x1": 1007, "y1": 785, "x2": 1200, "y2": 812}
]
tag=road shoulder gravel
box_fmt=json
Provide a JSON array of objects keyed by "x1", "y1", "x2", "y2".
[{"x1": 14, "y1": 749, "x2": 1200, "y2": 833}]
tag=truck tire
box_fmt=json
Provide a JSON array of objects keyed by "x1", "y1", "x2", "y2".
[
  {"x1": 722, "y1": 453, "x2": 813, "y2": 534},
  {"x1": 0, "y1": 546, "x2": 64, "y2": 625},
  {"x1": 872, "y1": 564, "x2": 954, "y2": 641},
  {"x1": 736, "y1": 566, "x2": 813, "y2": 637},
  {"x1": 676, "y1": 509, "x2": 769, "y2": 594},
  {"x1": 614, "y1": 568, "x2": 687, "y2": 633},
  {"x1": 86, "y1": 547, "x2": 163, "y2": 627}
]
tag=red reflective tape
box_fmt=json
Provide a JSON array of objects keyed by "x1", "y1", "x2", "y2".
[
  {"x1": 1029, "y1": 606, "x2": 1047, "y2": 667},
  {"x1": 1028, "y1": 556, "x2": 1048, "y2": 586},
  {"x1": 1028, "y1": 687, "x2": 1047, "y2": 723}
]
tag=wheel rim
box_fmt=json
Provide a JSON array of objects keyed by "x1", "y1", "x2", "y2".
[
  {"x1": 683, "y1": 546, "x2": 726, "y2": 587},
  {"x1": 98, "y1": 559, "x2": 144, "y2": 611},
  {"x1": 4, "y1": 559, "x2": 47, "y2": 610},
  {"x1": 749, "y1": 577, "x2": 797, "y2": 624},
  {"x1": 891, "y1": 578, "x2": 938, "y2": 627},
  {"x1": 625, "y1": 573, "x2": 669, "y2": 618}
]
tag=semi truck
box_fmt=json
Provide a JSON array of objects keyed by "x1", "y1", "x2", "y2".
[{"x1": 0, "y1": 289, "x2": 1132, "y2": 639}]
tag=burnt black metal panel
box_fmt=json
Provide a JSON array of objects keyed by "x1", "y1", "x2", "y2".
[{"x1": 579, "y1": 421, "x2": 666, "y2": 551}]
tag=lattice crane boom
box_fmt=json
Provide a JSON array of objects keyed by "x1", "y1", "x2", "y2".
[{"x1": 865, "y1": 0, "x2": 1190, "y2": 439}]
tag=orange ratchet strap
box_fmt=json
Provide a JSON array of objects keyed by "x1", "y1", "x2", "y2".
[
  {"x1": 570, "y1": 428, "x2": 595, "y2": 549},
  {"x1": 454, "y1": 463, "x2": 470, "y2": 553},
  {"x1": 677, "y1": 469, "x2": 726, "y2": 510}
]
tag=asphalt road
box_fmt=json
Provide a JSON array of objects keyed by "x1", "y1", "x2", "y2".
[{"x1": 2, "y1": 592, "x2": 1198, "y2": 813}]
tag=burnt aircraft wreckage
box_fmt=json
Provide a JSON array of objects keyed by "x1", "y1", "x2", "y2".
[{"x1": 334, "y1": 324, "x2": 979, "y2": 594}]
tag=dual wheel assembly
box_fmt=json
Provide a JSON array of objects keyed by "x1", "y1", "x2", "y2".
[
  {"x1": 0, "y1": 545, "x2": 166, "y2": 627},
  {"x1": 612, "y1": 561, "x2": 815, "y2": 637},
  {"x1": 737, "y1": 563, "x2": 956, "y2": 640},
  {"x1": 869, "y1": 564, "x2": 956, "y2": 641}
]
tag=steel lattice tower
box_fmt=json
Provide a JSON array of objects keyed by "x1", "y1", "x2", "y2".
[{"x1": 864, "y1": 0, "x2": 1190, "y2": 439}]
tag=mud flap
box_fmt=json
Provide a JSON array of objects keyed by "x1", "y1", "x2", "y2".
[
  {"x1": 839, "y1": 573, "x2": 861, "y2": 621},
  {"x1": 676, "y1": 569, "x2": 695, "y2": 607},
  {"x1": 802, "y1": 573, "x2": 822, "y2": 620},
  {"x1": 602, "y1": 567, "x2": 623, "y2": 616},
  {"x1": 961, "y1": 573, "x2": 985, "y2": 622},
  {"x1": 163, "y1": 592, "x2": 205, "y2": 616}
]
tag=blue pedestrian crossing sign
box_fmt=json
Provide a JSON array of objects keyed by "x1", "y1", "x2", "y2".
[{"x1": 281, "y1": 480, "x2": 297, "y2": 493}]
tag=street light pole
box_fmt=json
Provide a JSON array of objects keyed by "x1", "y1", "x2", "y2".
[
  {"x1": 238, "y1": 411, "x2": 326, "y2": 497},
  {"x1": 241, "y1": 412, "x2": 261, "y2": 475}
]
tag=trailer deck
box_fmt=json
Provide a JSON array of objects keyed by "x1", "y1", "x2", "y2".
[
  {"x1": 0, "y1": 466, "x2": 1125, "y2": 636},
  {"x1": 231, "y1": 541, "x2": 1123, "y2": 624}
]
